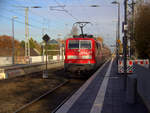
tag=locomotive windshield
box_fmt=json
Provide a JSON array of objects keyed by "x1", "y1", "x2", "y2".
[
  {"x1": 68, "y1": 40, "x2": 91, "y2": 49},
  {"x1": 80, "y1": 40, "x2": 91, "y2": 49},
  {"x1": 68, "y1": 40, "x2": 79, "y2": 49}
]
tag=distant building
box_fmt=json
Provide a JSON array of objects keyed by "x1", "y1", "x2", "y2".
[{"x1": 48, "y1": 39, "x2": 58, "y2": 45}]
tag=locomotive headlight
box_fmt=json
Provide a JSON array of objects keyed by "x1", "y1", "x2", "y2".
[
  {"x1": 67, "y1": 55, "x2": 78, "y2": 59},
  {"x1": 82, "y1": 55, "x2": 92, "y2": 59},
  {"x1": 67, "y1": 55, "x2": 92, "y2": 59}
]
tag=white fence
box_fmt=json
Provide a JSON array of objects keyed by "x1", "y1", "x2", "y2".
[
  {"x1": 52, "y1": 56, "x2": 65, "y2": 60},
  {"x1": 0, "y1": 55, "x2": 65, "y2": 66},
  {"x1": 30, "y1": 56, "x2": 43, "y2": 63},
  {"x1": 0, "y1": 57, "x2": 12, "y2": 66}
]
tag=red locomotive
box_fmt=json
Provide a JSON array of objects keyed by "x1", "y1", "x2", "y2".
[
  {"x1": 64, "y1": 34, "x2": 108, "y2": 72},
  {"x1": 64, "y1": 22, "x2": 110, "y2": 73}
]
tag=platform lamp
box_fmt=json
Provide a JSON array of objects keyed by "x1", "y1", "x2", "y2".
[
  {"x1": 111, "y1": 1, "x2": 121, "y2": 65},
  {"x1": 42, "y1": 34, "x2": 50, "y2": 79}
]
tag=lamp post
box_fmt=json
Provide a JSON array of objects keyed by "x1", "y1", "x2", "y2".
[
  {"x1": 24, "y1": 6, "x2": 41, "y2": 63},
  {"x1": 12, "y1": 16, "x2": 18, "y2": 65},
  {"x1": 90, "y1": 5, "x2": 100, "y2": 7},
  {"x1": 112, "y1": 20, "x2": 118, "y2": 58},
  {"x1": 112, "y1": 1, "x2": 120, "y2": 64}
]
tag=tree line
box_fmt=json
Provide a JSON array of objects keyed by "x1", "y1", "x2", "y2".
[
  {"x1": 133, "y1": 2, "x2": 150, "y2": 59},
  {"x1": 0, "y1": 25, "x2": 106, "y2": 57}
]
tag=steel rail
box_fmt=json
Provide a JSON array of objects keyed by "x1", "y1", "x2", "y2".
[
  {"x1": 51, "y1": 88, "x2": 77, "y2": 113},
  {"x1": 13, "y1": 80, "x2": 69, "y2": 113}
]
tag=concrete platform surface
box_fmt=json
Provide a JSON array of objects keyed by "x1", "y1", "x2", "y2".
[{"x1": 55, "y1": 58, "x2": 148, "y2": 113}]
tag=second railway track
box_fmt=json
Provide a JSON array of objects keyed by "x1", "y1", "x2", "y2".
[
  {"x1": 13, "y1": 80, "x2": 69, "y2": 113},
  {"x1": 0, "y1": 66, "x2": 92, "y2": 113},
  {"x1": 13, "y1": 77, "x2": 86, "y2": 113}
]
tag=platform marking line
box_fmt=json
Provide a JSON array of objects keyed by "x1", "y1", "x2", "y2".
[
  {"x1": 90, "y1": 58, "x2": 114, "y2": 113},
  {"x1": 55, "y1": 60, "x2": 110, "y2": 113}
]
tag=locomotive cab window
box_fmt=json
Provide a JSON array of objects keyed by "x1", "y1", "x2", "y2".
[
  {"x1": 68, "y1": 40, "x2": 91, "y2": 49},
  {"x1": 80, "y1": 40, "x2": 91, "y2": 49},
  {"x1": 68, "y1": 40, "x2": 79, "y2": 49}
]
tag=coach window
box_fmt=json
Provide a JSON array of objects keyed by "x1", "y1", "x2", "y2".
[{"x1": 68, "y1": 40, "x2": 79, "y2": 49}]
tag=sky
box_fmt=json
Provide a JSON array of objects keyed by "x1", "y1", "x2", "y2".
[{"x1": 0, "y1": 0, "x2": 125, "y2": 50}]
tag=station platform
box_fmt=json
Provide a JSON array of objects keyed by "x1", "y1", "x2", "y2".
[
  {"x1": 0, "y1": 61, "x2": 63, "y2": 79},
  {"x1": 55, "y1": 58, "x2": 148, "y2": 113}
]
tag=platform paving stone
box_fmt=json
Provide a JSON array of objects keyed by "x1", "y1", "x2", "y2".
[
  {"x1": 101, "y1": 60, "x2": 148, "y2": 113},
  {"x1": 56, "y1": 59, "x2": 148, "y2": 113},
  {"x1": 66, "y1": 62, "x2": 110, "y2": 113}
]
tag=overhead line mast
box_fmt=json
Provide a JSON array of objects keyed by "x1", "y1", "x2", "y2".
[
  {"x1": 13, "y1": 5, "x2": 41, "y2": 63},
  {"x1": 123, "y1": 0, "x2": 128, "y2": 90},
  {"x1": 25, "y1": 7, "x2": 30, "y2": 58}
]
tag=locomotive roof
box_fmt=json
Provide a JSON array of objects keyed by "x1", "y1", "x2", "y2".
[
  {"x1": 66, "y1": 37, "x2": 96, "y2": 41},
  {"x1": 73, "y1": 34, "x2": 94, "y2": 38},
  {"x1": 66, "y1": 34, "x2": 97, "y2": 40}
]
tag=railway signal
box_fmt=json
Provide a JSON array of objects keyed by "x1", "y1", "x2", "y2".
[
  {"x1": 42, "y1": 34, "x2": 50, "y2": 79},
  {"x1": 42, "y1": 34, "x2": 50, "y2": 42}
]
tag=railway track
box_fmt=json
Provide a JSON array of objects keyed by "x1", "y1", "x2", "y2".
[
  {"x1": 0, "y1": 65, "x2": 87, "y2": 113},
  {"x1": 0, "y1": 64, "x2": 93, "y2": 113},
  {"x1": 51, "y1": 89, "x2": 76, "y2": 113},
  {"x1": 12, "y1": 73, "x2": 87, "y2": 113},
  {"x1": 13, "y1": 80, "x2": 69, "y2": 113}
]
